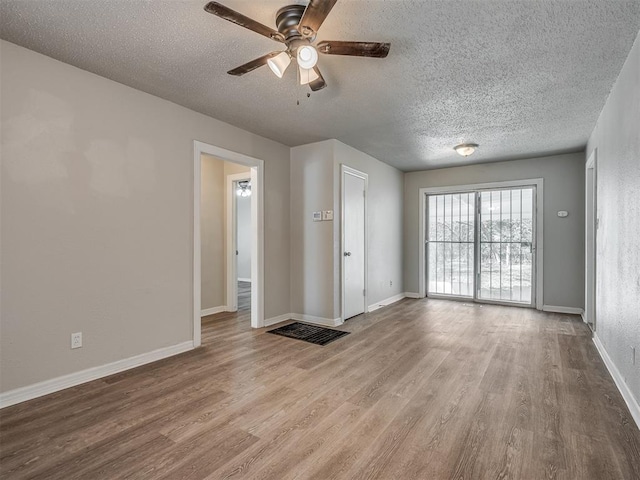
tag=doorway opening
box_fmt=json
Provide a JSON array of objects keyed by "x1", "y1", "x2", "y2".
[
  {"x1": 193, "y1": 141, "x2": 264, "y2": 348},
  {"x1": 585, "y1": 150, "x2": 597, "y2": 331},
  {"x1": 419, "y1": 179, "x2": 544, "y2": 309},
  {"x1": 227, "y1": 173, "x2": 252, "y2": 316}
]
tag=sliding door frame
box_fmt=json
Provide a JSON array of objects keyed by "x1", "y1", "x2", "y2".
[{"x1": 418, "y1": 178, "x2": 544, "y2": 310}]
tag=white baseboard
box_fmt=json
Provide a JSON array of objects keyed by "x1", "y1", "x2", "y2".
[
  {"x1": 201, "y1": 305, "x2": 229, "y2": 317},
  {"x1": 264, "y1": 313, "x2": 292, "y2": 327},
  {"x1": 542, "y1": 305, "x2": 584, "y2": 315},
  {"x1": 593, "y1": 334, "x2": 640, "y2": 430},
  {"x1": 237, "y1": 278, "x2": 251, "y2": 283},
  {"x1": 0, "y1": 341, "x2": 195, "y2": 409},
  {"x1": 291, "y1": 313, "x2": 343, "y2": 327},
  {"x1": 368, "y1": 293, "x2": 406, "y2": 313},
  {"x1": 404, "y1": 292, "x2": 422, "y2": 299},
  {"x1": 263, "y1": 313, "x2": 342, "y2": 328}
]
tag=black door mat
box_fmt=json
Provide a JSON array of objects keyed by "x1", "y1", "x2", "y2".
[{"x1": 267, "y1": 322, "x2": 350, "y2": 346}]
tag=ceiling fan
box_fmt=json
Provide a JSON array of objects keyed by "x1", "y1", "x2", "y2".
[{"x1": 204, "y1": 0, "x2": 391, "y2": 91}]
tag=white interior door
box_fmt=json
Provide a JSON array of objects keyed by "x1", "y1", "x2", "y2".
[{"x1": 342, "y1": 168, "x2": 366, "y2": 320}]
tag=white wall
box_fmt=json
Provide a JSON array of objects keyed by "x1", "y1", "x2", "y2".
[
  {"x1": 236, "y1": 193, "x2": 252, "y2": 281},
  {"x1": 0, "y1": 40, "x2": 290, "y2": 393},
  {"x1": 404, "y1": 152, "x2": 586, "y2": 309},
  {"x1": 586, "y1": 30, "x2": 640, "y2": 407},
  {"x1": 290, "y1": 140, "x2": 404, "y2": 321}
]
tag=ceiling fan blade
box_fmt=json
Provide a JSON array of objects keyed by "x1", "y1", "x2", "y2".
[
  {"x1": 204, "y1": 2, "x2": 284, "y2": 43},
  {"x1": 309, "y1": 66, "x2": 327, "y2": 91},
  {"x1": 227, "y1": 52, "x2": 281, "y2": 76},
  {"x1": 317, "y1": 41, "x2": 390, "y2": 58},
  {"x1": 298, "y1": 0, "x2": 339, "y2": 35}
]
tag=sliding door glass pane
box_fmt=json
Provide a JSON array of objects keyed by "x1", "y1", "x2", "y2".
[
  {"x1": 478, "y1": 187, "x2": 535, "y2": 304},
  {"x1": 427, "y1": 193, "x2": 475, "y2": 297}
]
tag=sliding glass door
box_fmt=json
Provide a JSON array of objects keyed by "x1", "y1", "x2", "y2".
[
  {"x1": 477, "y1": 187, "x2": 535, "y2": 305},
  {"x1": 426, "y1": 186, "x2": 536, "y2": 306},
  {"x1": 426, "y1": 193, "x2": 475, "y2": 297}
]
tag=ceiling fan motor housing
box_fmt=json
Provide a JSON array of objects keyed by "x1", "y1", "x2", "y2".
[{"x1": 276, "y1": 5, "x2": 307, "y2": 40}]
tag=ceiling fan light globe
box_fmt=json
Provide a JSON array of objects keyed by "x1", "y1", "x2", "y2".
[
  {"x1": 299, "y1": 66, "x2": 320, "y2": 85},
  {"x1": 267, "y1": 51, "x2": 291, "y2": 78},
  {"x1": 297, "y1": 45, "x2": 318, "y2": 69}
]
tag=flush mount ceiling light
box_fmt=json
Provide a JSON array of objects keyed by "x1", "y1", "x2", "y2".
[
  {"x1": 267, "y1": 51, "x2": 291, "y2": 78},
  {"x1": 203, "y1": 1, "x2": 391, "y2": 91},
  {"x1": 236, "y1": 180, "x2": 251, "y2": 197},
  {"x1": 454, "y1": 143, "x2": 479, "y2": 157}
]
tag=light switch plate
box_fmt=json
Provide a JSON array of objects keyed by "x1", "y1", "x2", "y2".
[
  {"x1": 322, "y1": 210, "x2": 334, "y2": 221},
  {"x1": 313, "y1": 211, "x2": 322, "y2": 222}
]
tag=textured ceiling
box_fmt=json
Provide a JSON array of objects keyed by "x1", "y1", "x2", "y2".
[{"x1": 1, "y1": 1, "x2": 639, "y2": 171}]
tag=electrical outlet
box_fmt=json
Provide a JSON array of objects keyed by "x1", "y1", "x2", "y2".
[
  {"x1": 71, "y1": 332, "x2": 82, "y2": 349},
  {"x1": 390, "y1": 280, "x2": 393, "y2": 287}
]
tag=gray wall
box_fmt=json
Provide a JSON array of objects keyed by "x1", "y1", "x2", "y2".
[
  {"x1": 404, "y1": 152, "x2": 585, "y2": 309},
  {"x1": 290, "y1": 140, "x2": 404, "y2": 320},
  {"x1": 586, "y1": 30, "x2": 640, "y2": 405},
  {"x1": 200, "y1": 156, "x2": 250, "y2": 310},
  {"x1": 0, "y1": 41, "x2": 290, "y2": 393},
  {"x1": 333, "y1": 141, "x2": 404, "y2": 313},
  {"x1": 290, "y1": 141, "x2": 337, "y2": 319},
  {"x1": 201, "y1": 155, "x2": 225, "y2": 310}
]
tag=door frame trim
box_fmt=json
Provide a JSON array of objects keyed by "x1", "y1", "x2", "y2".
[
  {"x1": 419, "y1": 178, "x2": 544, "y2": 310},
  {"x1": 341, "y1": 165, "x2": 368, "y2": 321},
  {"x1": 584, "y1": 149, "x2": 597, "y2": 329},
  {"x1": 194, "y1": 141, "x2": 264, "y2": 346}
]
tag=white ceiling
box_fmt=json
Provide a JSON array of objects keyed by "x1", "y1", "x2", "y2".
[{"x1": 1, "y1": 1, "x2": 639, "y2": 171}]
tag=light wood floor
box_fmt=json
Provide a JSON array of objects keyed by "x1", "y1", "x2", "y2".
[{"x1": 1, "y1": 298, "x2": 639, "y2": 479}]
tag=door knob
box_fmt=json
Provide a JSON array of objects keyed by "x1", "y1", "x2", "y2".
[{"x1": 344, "y1": 251, "x2": 351, "y2": 256}]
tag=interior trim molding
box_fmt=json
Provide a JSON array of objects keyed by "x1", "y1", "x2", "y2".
[
  {"x1": 264, "y1": 313, "x2": 292, "y2": 327},
  {"x1": 404, "y1": 292, "x2": 422, "y2": 299},
  {"x1": 0, "y1": 341, "x2": 195, "y2": 409},
  {"x1": 263, "y1": 313, "x2": 343, "y2": 328},
  {"x1": 292, "y1": 313, "x2": 343, "y2": 327},
  {"x1": 593, "y1": 334, "x2": 640, "y2": 429},
  {"x1": 542, "y1": 305, "x2": 584, "y2": 315},
  {"x1": 200, "y1": 305, "x2": 229, "y2": 317},
  {"x1": 368, "y1": 293, "x2": 406, "y2": 313}
]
